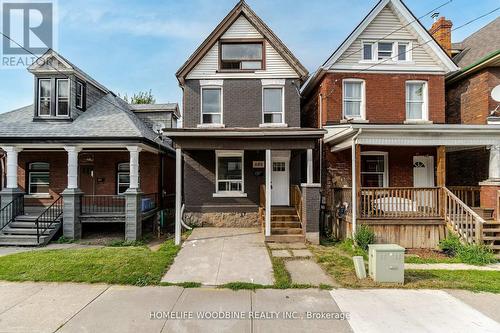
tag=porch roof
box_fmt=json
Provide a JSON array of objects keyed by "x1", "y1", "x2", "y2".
[{"x1": 324, "y1": 124, "x2": 500, "y2": 151}]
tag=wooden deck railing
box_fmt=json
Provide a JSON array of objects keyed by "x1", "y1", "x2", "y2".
[
  {"x1": 359, "y1": 187, "x2": 440, "y2": 218},
  {"x1": 448, "y1": 186, "x2": 481, "y2": 207},
  {"x1": 291, "y1": 185, "x2": 303, "y2": 225},
  {"x1": 443, "y1": 187, "x2": 485, "y2": 244}
]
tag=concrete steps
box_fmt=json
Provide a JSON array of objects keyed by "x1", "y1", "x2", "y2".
[
  {"x1": 0, "y1": 217, "x2": 61, "y2": 246},
  {"x1": 266, "y1": 234, "x2": 305, "y2": 243}
]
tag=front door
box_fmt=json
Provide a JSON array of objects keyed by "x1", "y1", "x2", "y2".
[
  {"x1": 271, "y1": 155, "x2": 290, "y2": 206},
  {"x1": 413, "y1": 156, "x2": 435, "y2": 187},
  {"x1": 80, "y1": 166, "x2": 95, "y2": 195}
]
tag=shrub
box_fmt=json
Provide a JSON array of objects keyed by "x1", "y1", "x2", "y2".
[
  {"x1": 457, "y1": 244, "x2": 497, "y2": 266},
  {"x1": 438, "y1": 233, "x2": 462, "y2": 256},
  {"x1": 354, "y1": 225, "x2": 375, "y2": 251}
]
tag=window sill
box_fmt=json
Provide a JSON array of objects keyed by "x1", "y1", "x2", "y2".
[
  {"x1": 33, "y1": 116, "x2": 72, "y2": 122},
  {"x1": 197, "y1": 124, "x2": 225, "y2": 129},
  {"x1": 259, "y1": 123, "x2": 288, "y2": 128},
  {"x1": 404, "y1": 120, "x2": 433, "y2": 125},
  {"x1": 25, "y1": 194, "x2": 52, "y2": 199},
  {"x1": 340, "y1": 119, "x2": 369, "y2": 124},
  {"x1": 213, "y1": 192, "x2": 248, "y2": 198}
]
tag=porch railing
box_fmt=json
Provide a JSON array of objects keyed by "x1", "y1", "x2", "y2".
[
  {"x1": 443, "y1": 187, "x2": 485, "y2": 244},
  {"x1": 0, "y1": 196, "x2": 24, "y2": 231},
  {"x1": 359, "y1": 187, "x2": 441, "y2": 219},
  {"x1": 291, "y1": 185, "x2": 303, "y2": 226},
  {"x1": 448, "y1": 186, "x2": 481, "y2": 207},
  {"x1": 81, "y1": 195, "x2": 125, "y2": 214},
  {"x1": 141, "y1": 193, "x2": 159, "y2": 212},
  {"x1": 35, "y1": 196, "x2": 63, "y2": 243}
]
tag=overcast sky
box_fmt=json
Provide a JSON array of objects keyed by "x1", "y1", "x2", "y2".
[{"x1": 1, "y1": 0, "x2": 498, "y2": 113}]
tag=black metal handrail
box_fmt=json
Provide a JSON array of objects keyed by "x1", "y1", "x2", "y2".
[
  {"x1": 81, "y1": 195, "x2": 125, "y2": 214},
  {"x1": 0, "y1": 196, "x2": 24, "y2": 231},
  {"x1": 35, "y1": 196, "x2": 63, "y2": 243}
]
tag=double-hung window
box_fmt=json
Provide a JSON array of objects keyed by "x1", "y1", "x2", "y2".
[
  {"x1": 28, "y1": 162, "x2": 50, "y2": 195},
  {"x1": 117, "y1": 163, "x2": 131, "y2": 194},
  {"x1": 201, "y1": 87, "x2": 222, "y2": 125},
  {"x1": 38, "y1": 79, "x2": 51, "y2": 116},
  {"x1": 343, "y1": 79, "x2": 365, "y2": 119},
  {"x1": 406, "y1": 81, "x2": 428, "y2": 121},
  {"x1": 220, "y1": 42, "x2": 263, "y2": 70},
  {"x1": 56, "y1": 79, "x2": 69, "y2": 116},
  {"x1": 361, "y1": 153, "x2": 388, "y2": 187},
  {"x1": 215, "y1": 151, "x2": 244, "y2": 196},
  {"x1": 263, "y1": 87, "x2": 284, "y2": 124},
  {"x1": 76, "y1": 81, "x2": 85, "y2": 110},
  {"x1": 377, "y1": 42, "x2": 393, "y2": 60}
]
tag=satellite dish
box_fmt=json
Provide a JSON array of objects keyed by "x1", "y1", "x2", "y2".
[
  {"x1": 491, "y1": 85, "x2": 500, "y2": 102},
  {"x1": 152, "y1": 122, "x2": 165, "y2": 134}
]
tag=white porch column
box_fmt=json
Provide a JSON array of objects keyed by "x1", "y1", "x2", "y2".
[
  {"x1": 126, "y1": 146, "x2": 142, "y2": 190},
  {"x1": 488, "y1": 145, "x2": 500, "y2": 181},
  {"x1": 175, "y1": 148, "x2": 182, "y2": 245},
  {"x1": 64, "y1": 146, "x2": 81, "y2": 189},
  {"x1": 307, "y1": 148, "x2": 313, "y2": 184},
  {"x1": 265, "y1": 149, "x2": 272, "y2": 237},
  {"x1": 351, "y1": 142, "x2": 357, "y2": 237},
  {"x1": 2, "y1": 146, "x2": 22, "y2": 189}
]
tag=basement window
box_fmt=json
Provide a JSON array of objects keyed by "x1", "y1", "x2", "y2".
[{"x1": 220, "y1": 42, "x2": 263, "y2": 70}]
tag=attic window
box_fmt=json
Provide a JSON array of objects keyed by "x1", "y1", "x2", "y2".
[
  {"x1": 37, "y1": 79, "x2": 51, "y2": 116},
  {"x1": 76, "y1": 81, "x2": 86, "y2": 110},
  {"x1": 220, "y1": 41, "x2": 263, "y2": 70}
]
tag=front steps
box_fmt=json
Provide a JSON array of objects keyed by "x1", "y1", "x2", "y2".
[
  {"x1": 265, "y1": 207, "x2": 305, "y2": 243},
  {"x1": 483, "y1": 219, "x2": 500, "y2": 257},
  {"x1": 0, "y1": 215, "x2": 61, "y2": 246}
]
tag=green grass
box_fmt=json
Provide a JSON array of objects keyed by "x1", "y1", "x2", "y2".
[
  {"x1": 160, "y1": 282, "x2": 202, "y2": 288},
  {"x1": 0, "y1": 240, "x2": 180, "y2": 286},
  {"x1": 404, "y1": 256, "x2": 462, "y2": 264},
  {"x1": 219, "y1": 282, "x2": 270, "y2": 290}
]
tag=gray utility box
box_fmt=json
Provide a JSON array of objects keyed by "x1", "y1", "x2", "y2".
[{"x1": 368, "y1": 244, "x2": 405, "y2": 284}]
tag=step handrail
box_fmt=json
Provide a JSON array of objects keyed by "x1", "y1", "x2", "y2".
[
  {"x1": 442, "y1": 187, "x2": 485, "y2": 245},
  {"x1": 35, "y1": 196, "x2": 64, "y2": 243},
  {"x1": 0, "y1": 196, "x2": 24, "y2": 232}
]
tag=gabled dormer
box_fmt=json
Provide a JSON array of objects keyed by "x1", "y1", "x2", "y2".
[{"x1": 28, "y1": 49, "x2": 109, "y2": 121}]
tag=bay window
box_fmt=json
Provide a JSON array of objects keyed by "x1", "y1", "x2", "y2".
[
  {"x1": 343, "y1": 79, "x2": 365, "y2": 119},
  {"x1": 215, "y1": 151, "x2": 244, "y2": 196},
  {"x1": 406, "y1": 81, "x2": 428, "y2": 121}
]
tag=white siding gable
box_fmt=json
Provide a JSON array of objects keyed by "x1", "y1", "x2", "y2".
[
  {"x1": 330, "y1": 3, "x2": 445, "y2": 73},
  {"x1": 186, "y1": 15, "x2": 298, "y2": 79}
]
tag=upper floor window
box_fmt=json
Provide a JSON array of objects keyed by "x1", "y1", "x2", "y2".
[
  {"x1": 28, "y1": 162, "x2": 50, "y2": 195},
  {"x1": 37, "y1": 79, "x2": 51, "y2": 116},
  {"x1": 75, "y1": 81, "x2": 86, "y2": 110},
  {"x1": 220, "y1": 41, "x2": 263, "y2": 70},
  {"x1": 263, "y1": 87, "x2": 284, "y2": 124},
  {"x1": 362, "y1": 41, "x2": 411, "y2": 62},
  {"x1": 343, "y1": 79, "x2": 365, "y2": 120},
  {"x1": 406, "y1": 81, "x2": 428, "y2": 121},
  {"x1": 56, "y1": 79, "x2": 69, "y2": 116},
  {"x1": 201, "y1": 87, "x2": 222, "y2": 124},
  {"x1": 377, "y1": 42, "x2": 393, "y2": 60}
]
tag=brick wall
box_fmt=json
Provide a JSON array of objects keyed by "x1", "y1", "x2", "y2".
[
  {"x1": 446, "y1": 68, "x2": 500, "y2": 124},
  {"x1": 446, "y1": 148, "x2": 489, "y2": 186},
  {"x1": 310, "y1": 73, "x2": 445, "y2": 125}
]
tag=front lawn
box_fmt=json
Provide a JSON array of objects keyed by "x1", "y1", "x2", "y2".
[
  {"x1": 310, "y1": 242, "x2": 500, "y2": 293},
  {"x1": 0, "y1": 240, "x2": 180, "y2": 286}
]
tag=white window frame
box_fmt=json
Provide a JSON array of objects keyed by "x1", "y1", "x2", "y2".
[
  {"x1": 199, "y1": 80, "x2": 224, "y2": 128},
  {"x1": 214, "y1": 150, "x2": 246, "y2": 197},
  {"x1": 405, "y1": 80, "x2": 428, "y2": 122},
  {"x1": 360, "y1": 40, "x2": 413, "y2": 63},
  {"x1": 28, "y1": 162, "x2": 50, "y2": 195},
  {"x1": 56, "y1": 78, "x2": 70, "y2": 117},
  {"x1": 342, "y1": 79, "x2": 366, "y2": 120},
  {"x1": 362, "y1": 41, "x2": 375, "y2": 61},
  {"x1": 116, "y1": 162, "x2": 136, "y2": 195},
  {"x1": 261, "y1": 80, "x2": 286, "y2": 127},
  {"x1": 76, "y1": 81, "x2": 84, "y2": 109},
  {"x1": 37, "y1": 78, "x2": 51, "y2": 117},
  {"x1": 360, "y1": 151, "x2": 389, "y2": 188},
  {"x1": 395, "y1": 41, "x2": 412, "y2": 62}
]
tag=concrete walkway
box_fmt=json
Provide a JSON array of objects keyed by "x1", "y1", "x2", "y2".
[
  {"x1": 162, "y1": 228, "x2": 274, "y2": 286},
  {"x1": 0, "y1": 282, "x2": 499, "y2": 333},
  {"x1": 405, "y1": 262, "x2": 500, "y2": 271}
]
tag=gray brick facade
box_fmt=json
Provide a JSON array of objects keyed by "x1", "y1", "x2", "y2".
[{"x1": 301, "y1": 183, "x2": 321, "y2": 244}]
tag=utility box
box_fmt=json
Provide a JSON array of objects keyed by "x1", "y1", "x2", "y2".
[{"x1": 368, "y1": 244, "x2": 405, "y2": 284}]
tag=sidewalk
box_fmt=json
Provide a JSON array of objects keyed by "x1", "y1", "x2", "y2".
[{"x1": 0, "y1": 281, "x2": 499, "y2": 333}]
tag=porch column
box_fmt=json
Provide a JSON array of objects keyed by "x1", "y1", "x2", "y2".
[
  {"x1": 307, "y1": 148, "x2": 313, "y2": 184},
  {"x1": 479, "y1": 145, "x2": 500, "y2": 219},
  {"x1": 0, "y1": 146, "x2": 23, "y2": 208},
  {"x1": 351, "y1": 144, "x2": 360, "y2": 236},
  {"x1": 265, "y1": 149, "x2": 272, "y2": 237},
  {"x1": 175, "y1": 148, "x2": 182, "y2": 245},
  {"x1": 437, "y1": 146, "x2": 446, "y2": 216},
  {"x1": 62, "y1": 146, "x2": 83, "y2": 240},
  {"x1": 125, "y1": 146, "x2": 142, "y2": 241}
]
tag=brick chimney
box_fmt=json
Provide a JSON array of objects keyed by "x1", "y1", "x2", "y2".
[{"x1": 429, "y1": 15, "x2": 453, "y2": 56}]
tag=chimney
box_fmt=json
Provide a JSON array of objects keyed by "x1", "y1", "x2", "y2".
[{"x1": 429, "y1": 15, "x2": 453, "y2": 56}]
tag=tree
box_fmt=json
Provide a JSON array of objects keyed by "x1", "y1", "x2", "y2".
[{"x1": 123, "y1": 90, "x2": 156, "y2": 104}]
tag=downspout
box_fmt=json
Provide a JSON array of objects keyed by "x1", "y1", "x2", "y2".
[{"x1": 351, "y1": 128, "x2": 362, "y2": 237}]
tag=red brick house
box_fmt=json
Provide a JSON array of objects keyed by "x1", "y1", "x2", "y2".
[
  {"x1": 301, "y1": 0, "x2": 500, "y2": 249},
  {"x1": 0, "y1": 50, "x2": 178, "y2": 245}
]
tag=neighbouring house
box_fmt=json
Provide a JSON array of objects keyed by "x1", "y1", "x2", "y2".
[
  {"x1": 165, "y1": 0, "x2": 325, "y2": 245},
  {"x1": 0, "y1": 49, "x2": 178, "y2": 245},
  {"x1": 301, "y1": 0, "x2": 500, "y2": 250}
]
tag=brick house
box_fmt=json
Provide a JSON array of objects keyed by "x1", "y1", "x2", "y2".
[
  {"x1": 165, "y1": 1, "x2": 325, "y2": 245},
  {"x1": 0, "y1": 50, "x2": 179, "y2": 245},
  {"x1": 301, "y1": 0, "x2": 500, "y2": 249}
]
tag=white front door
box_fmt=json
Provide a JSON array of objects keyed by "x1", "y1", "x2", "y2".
[
  {"x1": 413, "y1": 156, "x2": 435, "y2": 187},
  {"x1": 271, "y1": 155, "x2": 290, "y2": 206}
]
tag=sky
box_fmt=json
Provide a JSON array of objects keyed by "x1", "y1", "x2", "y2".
[{"x1": 0, "y1": 0, "x2": 499, "y2": 113}]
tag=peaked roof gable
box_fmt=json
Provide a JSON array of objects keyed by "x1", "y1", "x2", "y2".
[
  {"x1": 176, "y1": 0, "x2": 308, "y2": 82},
  {"x1": 322, "y1": 0, "x2": 458, "y2": 72}
]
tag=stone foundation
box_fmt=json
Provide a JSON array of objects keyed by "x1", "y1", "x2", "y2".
[{"x1": 183, "y1": 212, "x2": 259, "y2": 227}]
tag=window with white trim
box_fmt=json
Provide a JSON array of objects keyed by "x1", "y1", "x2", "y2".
[
  {"x1": 377, "y1": 42, "x2": 393, "y2": 60},
  {"x1": 406, "y1": 81, "x2": 428, "y2": 121},
  {"x1": 361, "y1": 41, "x2": 412, "y2": 62},
  {"x1": 56, "y1": 79, "x2": 69, "y2": 116},
  {"x1": 38, "y1": 79, "x2": 51, "y2": 116},
  {"x1": 117, "y1": 162, "x2": 130, "y2": 194},
  {"x1": 28, "y1": 162, "x2": 50, "y2": 195},
  {"x1": 216, "y1": 151, "x2": 244, "y2": 195},
  {"x1": 75, "y1": 81, "x2": 85, "y2": 110},
  {"x1": 201, "y1": 87, "x2": 222, "y2": 124},
  {"x1": 361, "y1": 153, "x2": 388, "y2": 187},
  {"x1": 343, "y1": 80, "x2": 365, "y2": 119},
  {"x1": 263, "y1": 87, "x2": 284, "y2": 124},
  {"x1": 362, "y1": 42, "x2": 374, "y2": 60}
]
